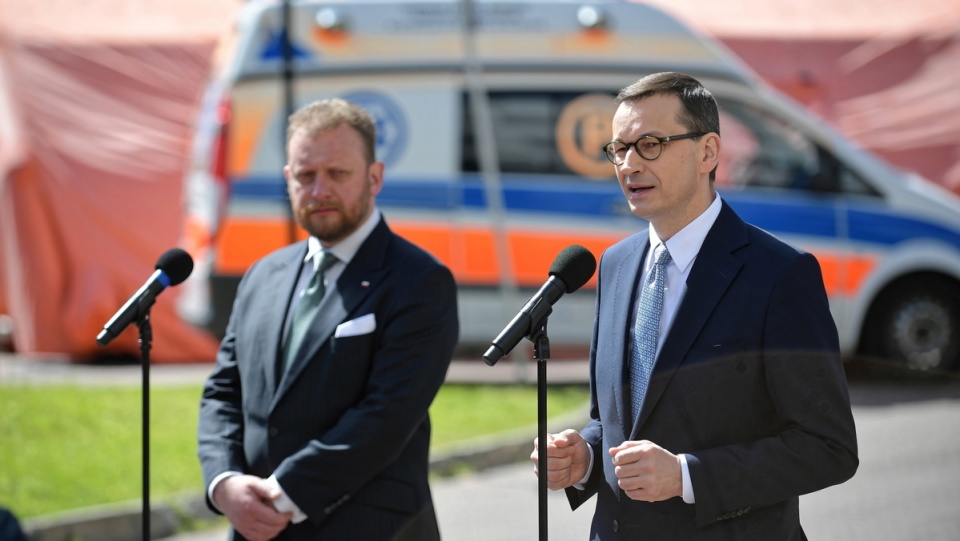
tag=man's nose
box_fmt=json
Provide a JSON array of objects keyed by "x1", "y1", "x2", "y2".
[
  {"x1": 620, "y1": 147, "x2": 647, "y2": 173},
  {"x1": 309, "y1": 175, "x2": 332, "y2": 197}
]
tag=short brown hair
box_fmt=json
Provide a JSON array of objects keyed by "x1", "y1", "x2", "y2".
[
  {"x1": 616, "y1": 72, "x2": 720, "y2": 137},
  {"x1": 286, "y1": 98, "x2": 377, "y2": 163}
]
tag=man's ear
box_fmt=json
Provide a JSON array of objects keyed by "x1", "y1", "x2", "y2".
[
  {"x1": 700, "y1": 133, "x2": 721, "y2": 176},
  {"x1": 368, "y1": 161, "x2": 385, "y2": 196}
]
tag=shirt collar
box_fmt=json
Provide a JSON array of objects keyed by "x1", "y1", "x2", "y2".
[
  {"x1": 305, "y1": 207, "x2": 382, "y2": 266},
  {"x1": 648, "y1": 195, "x2": 722, "y2": 274}
]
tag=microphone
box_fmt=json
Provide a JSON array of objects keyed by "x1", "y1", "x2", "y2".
[
  {"x1": 483, "y1": 245, "x2": 597, "y2": 366},
  {"x1": 96, "y1": 248, "x2": 194, "y2": 347}
]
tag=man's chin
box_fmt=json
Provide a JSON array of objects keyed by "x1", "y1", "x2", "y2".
[{"x1": 300, "y1": 217, "x2": 338, "y2": 241}]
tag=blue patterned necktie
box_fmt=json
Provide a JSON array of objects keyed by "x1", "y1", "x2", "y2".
[
  {"x1": 629, "y1": 245, "x2": 672, "y2": 421},
  {"x1": 284, "y1": 251, "x2": 337, "y2": 371}
]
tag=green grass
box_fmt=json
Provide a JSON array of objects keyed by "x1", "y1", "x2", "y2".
[{"x1": 0, "y1": 382, "x2": 588, "y2": 520}]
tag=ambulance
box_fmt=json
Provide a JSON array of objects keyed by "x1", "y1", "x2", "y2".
[{"x1": 178, "y1": 0, "x2": 960, "y2": 371}]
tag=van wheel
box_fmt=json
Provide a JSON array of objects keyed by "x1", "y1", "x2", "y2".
[{"x1": 861, "y1": 276, "x2": 960, "y2": 372}]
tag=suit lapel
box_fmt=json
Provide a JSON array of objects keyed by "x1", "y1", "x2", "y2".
[
  {"x1": 274, "y1": 220, "x2": 392, "y2": 400},
  {"x1": 263, "y1": 244, "x2": 308, "y2": 394},
  {"x1": 612, "y1": 236, "x2": 649, "y2": 441},
  {"x1": 632, "y1": 202, "x2": 748, "y2": 435},
  {"x1": 276, "y1": 289, "x2": 348, "y2": 397}
]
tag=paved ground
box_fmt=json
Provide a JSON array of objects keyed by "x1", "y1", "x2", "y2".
[{"x1": 5, "y1": 354, "x2": 960, "y2": 540}]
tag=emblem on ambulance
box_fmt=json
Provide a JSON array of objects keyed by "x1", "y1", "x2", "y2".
[
  {"x1": 555, "y1": 93, "x2": 617, "y2": 179},
  {"x1": 341, "y1": 91, "x2": 408, "y2": 167}
]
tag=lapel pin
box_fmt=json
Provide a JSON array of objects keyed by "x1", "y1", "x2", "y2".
[{"x1": 361, "y1": 281, "x2": 370, "y2": 287}]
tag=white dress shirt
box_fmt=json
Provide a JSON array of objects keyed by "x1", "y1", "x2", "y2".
[{"x1": 577, "y1": 195, "x2": 722, "y2": 504}]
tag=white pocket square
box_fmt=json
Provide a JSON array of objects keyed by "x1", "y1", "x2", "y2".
[{"x1": 335, "y1": 313, "x2": 376, "y2": 338}]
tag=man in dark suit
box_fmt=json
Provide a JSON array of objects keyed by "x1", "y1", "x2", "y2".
[
  {"x1": 532, "y1": 72, "x2": 858, "y2": 540},
  {"x1": 197, "y1": 98, "x2": 459, "y2": 541}
]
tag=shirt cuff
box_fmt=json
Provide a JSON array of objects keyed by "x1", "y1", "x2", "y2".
[
  {"x1": 679, "y1": 453, "x2": 696, "y2": 504},
  {"x1": 266, "y1": 474, "x2": 308, "y2": 524},
  {"x1": 573, "y1": 443, "x2": 595, "y2": 490},
  {"x1": 208, "y1": 471, "x2": 242, "y2": 512}
]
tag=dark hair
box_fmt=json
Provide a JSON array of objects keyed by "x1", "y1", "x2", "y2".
[
  {"x1": 286, "y1": 98, "x2": 377, "y2": 164},
  {"x1": 616, "y1": 72, "x2": 720, "y2": 180}
]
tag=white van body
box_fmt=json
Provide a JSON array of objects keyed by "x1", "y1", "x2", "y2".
[{"x1": 179, "y1": 0, "x2": 960, "y2": 370}]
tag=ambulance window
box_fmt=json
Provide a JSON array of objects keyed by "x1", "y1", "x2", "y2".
[
  {"x1": 715, "y1": 101, "x2": 876, "y2": 196},
  {"x1": 461, "y1": 91, "x2": 617, "y2": 178}
]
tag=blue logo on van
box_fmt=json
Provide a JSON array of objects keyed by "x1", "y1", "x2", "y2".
[
  {"x1": 342, "y1": 91, "x2": 407, "y2": 166},
  {"x1": 259, "y1": 29, "x2": 311, "y2": 60}
]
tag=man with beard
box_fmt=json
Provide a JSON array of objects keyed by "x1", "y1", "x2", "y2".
[{"x1": 198, "y1": 98, "x2": 459, "y2": 541}]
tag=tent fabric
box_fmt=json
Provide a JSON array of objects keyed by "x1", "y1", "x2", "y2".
[
  {"x1": 649, "y1": 0, "x2": 960, "y2": 191},
  {"x1": 1, "y1": 0, "x2": 958, "y2": 362},
  {"x1": 646, "y1": 0, "x2": 960, "y2": 39},
  {"x1": 720, "y1": 35, "x2": 960, "y2": 191},
  {"x1": 0, "y1": 0, "x2": 238, "y2": 362}
]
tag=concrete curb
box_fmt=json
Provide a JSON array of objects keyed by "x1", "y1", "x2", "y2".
[{"x1": 24, "y1": 501, "x2": 183, "y2": 541}]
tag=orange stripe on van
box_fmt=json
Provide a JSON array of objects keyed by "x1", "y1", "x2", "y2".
[
  {"x1": 216, "y1": 219, "x2": 307, "y2": 273},
  {"x1": 213, "y1": 218, "x2": 615, "y2": 287},
  {"x1": 396, "y1": 225, "x2": 618, "y2": 287},
  {"x1": 212, "y1": 219, "x2": 877, "y2": 295},
  {"x1": 842, "y1": 255, "x2": 877, "y2": 295},
  {"x1": 809, "y1": 251, "x2": 876, "y2": 296},
  {"x1": 388, "y1": 224, "x2": 508, "y2": 284}
]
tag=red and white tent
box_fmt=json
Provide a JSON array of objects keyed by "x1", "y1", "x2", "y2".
[{"x1": 0, "y1": 0, "x2": 238, "y2": 361}]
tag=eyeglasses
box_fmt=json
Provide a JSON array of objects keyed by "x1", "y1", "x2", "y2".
[{"x1": 601, "y1": 132, "x2": 706, "y2": 165}]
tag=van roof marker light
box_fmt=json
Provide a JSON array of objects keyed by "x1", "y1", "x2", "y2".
[
  {"x1": 316, "y1": 7, "x2": 347, "y2": 32},
  {"x1": 577, "y1": 5, "x2": 607, "y2": 30}
]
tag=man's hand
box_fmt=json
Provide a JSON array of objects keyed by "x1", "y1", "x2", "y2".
[
  {"x1": 531, "y1": 429, "x2": 591, "y2": 490},
  {"x1": 213, "y1": 474, "x2": 293, "y2": 541},
  {"x1": 609, "y1": 440, "x2": 682, "y2": 502}
]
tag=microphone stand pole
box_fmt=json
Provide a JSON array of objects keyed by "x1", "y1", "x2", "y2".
[
  {"x1": 137, "y1": 311, "x2": 153, "y2": 541},
  {"x1": 530, "y1": 319, "x2": 551, "y2": 541}
]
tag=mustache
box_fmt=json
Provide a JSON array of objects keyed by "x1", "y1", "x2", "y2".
[{"x1": 299, "y1": 201, "x2": 337, "y2": 218}]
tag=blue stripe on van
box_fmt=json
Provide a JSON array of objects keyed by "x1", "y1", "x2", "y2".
[
  {"x1": 229, "y1": 175, "x2": 960, "y2": 248},
  {"x1": 721, "y1": 191, "x2": 960, "y2": 247},
  {"x1": 846, "y1": 205, "x2": 960, "y2": 247},
  {"x1": 720, "y1": 194, "x2": 839, "y2": 238}
]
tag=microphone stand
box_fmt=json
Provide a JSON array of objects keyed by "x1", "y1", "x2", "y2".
[
  {"x1": 137, "y1": 310, "x2": 154, "y2": 541},
  {"x1": 529, "y1": 318, "x2": 551, "y2": 541}
]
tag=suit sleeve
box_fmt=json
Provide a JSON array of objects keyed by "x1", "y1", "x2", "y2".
[
  {"x1": 687, "y1": 252, "x2": 859, "y2": 526},
  {"x1": 566, "y1": 251, "x2": 607, "y2": 510},
  {"x1": 196, "y1": 262, "x2": 259, "y2": 511}
]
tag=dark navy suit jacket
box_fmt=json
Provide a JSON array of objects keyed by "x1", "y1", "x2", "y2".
[
  {"x1": 567, "y1": 201, "x2": 858, "y2": 540},
  {"x1": 198, "y1": 218, "x2": 458, "y2": 540}
]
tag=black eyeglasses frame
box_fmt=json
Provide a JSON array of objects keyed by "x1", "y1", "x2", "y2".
[{"x1": 602, "y1": 132, "x2": 707, "y2": 164}]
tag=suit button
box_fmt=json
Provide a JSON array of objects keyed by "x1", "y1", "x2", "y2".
[
  {"x1": 269, "y1": 427, "x2": 279, "y2": 437},
  {"x1": 612, "y1": 519, "x2": 620, "y2": 532}
]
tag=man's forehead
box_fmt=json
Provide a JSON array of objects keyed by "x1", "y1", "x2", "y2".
[{"x1": 613, "y1": 94, "x2": 682, "y2": 133}]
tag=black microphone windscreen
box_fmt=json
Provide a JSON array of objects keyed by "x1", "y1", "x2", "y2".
[
  {"x1": 548, "y1": 245, "x2": 597, "y2": 293},
  {"x1": 155, "y1": 248, "x2": 194, "y2": 286}
]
